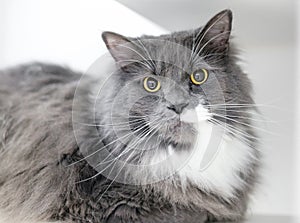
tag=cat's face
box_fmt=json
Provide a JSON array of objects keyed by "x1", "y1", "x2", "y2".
[{"x1": 90, "y1": 9, "x2": 254, "y2": 184}]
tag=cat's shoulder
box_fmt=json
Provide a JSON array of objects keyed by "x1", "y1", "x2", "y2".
[{"x1": 0, "y1": 62, "x2": 81, "y2": 89}]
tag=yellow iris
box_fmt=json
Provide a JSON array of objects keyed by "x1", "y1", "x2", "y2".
[
  {"x1": 143, "y1": 77, "x2": 161, "y2": 92},
  {"x1": 190, "y1": 69, "x2": 209, "y2": 85}
]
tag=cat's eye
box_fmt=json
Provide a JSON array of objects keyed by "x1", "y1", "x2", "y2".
[
  {"x1": 143, "y1": 77, "x2": 161, "y2": 93},
  {"x1": 190, "y1": 69, "x2": 209, "y2": 85}
]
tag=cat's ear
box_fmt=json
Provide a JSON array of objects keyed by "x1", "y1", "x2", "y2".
[
  {"x1": 102, "y1": 31, "x2": 141, "y2": 68},
  {"x1": 194, "y1": 9, "x2": 232, "y2": 55}
]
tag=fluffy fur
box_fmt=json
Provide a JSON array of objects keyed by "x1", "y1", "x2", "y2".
[{"x1": 0, "y1": 10, "x2": 260, "y2": 223}]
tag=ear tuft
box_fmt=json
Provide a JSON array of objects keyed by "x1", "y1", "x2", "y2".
[
  {"x1": 195, "y1": 9, "x2": 233, "y2": 55},
  {"x1": 102, "y1": 31, "x2": 140, "y2": 68},
  {"x1": 102, "y1": 31, "x2": 130, "y2": 52}
]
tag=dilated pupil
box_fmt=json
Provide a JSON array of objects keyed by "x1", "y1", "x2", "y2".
[
  {"x1": 147, "y1": 79, "x2": 157, "y2": 89},
  {"x1": 194, "y1": 72, "x2": 205, "y2": 81}
]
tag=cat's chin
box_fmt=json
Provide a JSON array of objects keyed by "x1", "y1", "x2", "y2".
[{"x1": 158, "y1": 120, "x2": 197, "y2": 147}]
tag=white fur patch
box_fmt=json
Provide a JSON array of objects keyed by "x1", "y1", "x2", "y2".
[{"x1": 148, "y1": 104, "x2": 254, "y2": 198}]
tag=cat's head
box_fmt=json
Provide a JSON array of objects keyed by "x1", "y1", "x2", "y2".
[{"x1": 85, "y1": 9, "x2": 255, "y2": 186}]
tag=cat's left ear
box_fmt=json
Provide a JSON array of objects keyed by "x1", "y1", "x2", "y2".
[
  {"x1": 102, "y1": 31, "x2": 142, "y2": 68},
  {"x1": 194, "y1": 9, "x2": 232, "y2": 55}
]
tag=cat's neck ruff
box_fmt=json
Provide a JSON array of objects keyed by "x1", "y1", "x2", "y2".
[{"x1": 146, "y1": 105, "x2": 255, "y2": 198}]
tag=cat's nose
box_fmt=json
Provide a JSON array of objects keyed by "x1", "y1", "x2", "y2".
[{"x1": 167, "y1": 102, "x2": 189, "y2": 114}]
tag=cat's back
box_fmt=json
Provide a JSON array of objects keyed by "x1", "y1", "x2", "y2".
[
  {"x1": 0, "y1": 63, "x2": 84, "y2": 221},
  {"x1": 0, "y1": 62, "x2": 82, "y2": 155},
  {"x1": 0, "y1": 63, "x2": 81, "y2": 95},
  {"x1": 0, "y1": 62, "x2": 83, "y2": 158},
  {"x1": 0, "y1": 62, "x2": 82, "y2": 114},
  {"x1": 0, "y1": 62, "x2": 83, "y2": 137}
]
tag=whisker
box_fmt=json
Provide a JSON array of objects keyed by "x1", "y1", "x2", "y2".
[
  {"x1": 135, "y1": 38, "x2": 157, "y2": 71},
  {"x1": 136, "y1": 118, "x2": 169, "y2": 164},
  {"x1": 69, "y1": 123, "x2": 149, "y2": 167},
  {"x1": 74, "y1": 118, "x2": 145, "y2": 128},
  {"x1": 191, "y1": 11, "x2": 229, "y2": 61},
  {"x1": 96, "y1": 141, "x2": 138, "y2": 202},
  {"x1": 93, "y1": 121, "x2": 157, "y2": 168},
  {"x1": 116, "y1": 44, "x2": 154, "y2": 71},
  {"x1": 117, "y1": 59, "x2": 153, "y2": 72},
  {"x1": 210, "y1": 113, "x2": 276, "y2": 124},
  {"x1": 205, "y1": 102, "x2": 284, "y2": 110},
  {"x1": 70, "y1": 116, "x2": 163, "y2": 167},
  {"x1": 193, "y1": 31, "x2": 231, "y2": 63},
  {"x1": 211, "y1": 118, "x2": 259, "y2": 140},
  {"x1": 76, "y1": 119, "x2": 163, "y2": 184},
  {"x1": 209, "y1": 118, "x2": 259, "y2": 151},
  {"x1": 206, "y1": 107, "x2": 266, "y2": 118},
  {"x1": 211, "y1": 113, "x2": 277, "y2": 136}
]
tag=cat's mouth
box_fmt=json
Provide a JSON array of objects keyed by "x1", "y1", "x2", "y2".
[
  {"x1": 162, "y1": 118, "x2": 196, "y2": 146},
  {"x1": 128, "y1": 113, "x2": 196, "y2": 149},
  {"x1": 167, "y1": 118, "x2": 188, "y2": 133}
]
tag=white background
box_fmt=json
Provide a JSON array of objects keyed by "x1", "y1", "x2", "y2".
[
  {"x1": 0, "y1": 0, "x2": 299, "y2": 219},
  {"x1": 0, "y1": 0, "x2": 166, "y2": 71}
]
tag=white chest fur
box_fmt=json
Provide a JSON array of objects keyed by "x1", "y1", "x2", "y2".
[
  {"x1": 149, "y1": 105, "x2": 255, "y2": 198},
  {"x1": 177, "y1": 121, "x2": 253, "y2": 198}
]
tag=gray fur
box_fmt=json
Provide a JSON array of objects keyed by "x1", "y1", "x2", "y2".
[{"x1": 0, "y1": 10, "x2": 260, "y2": 223}]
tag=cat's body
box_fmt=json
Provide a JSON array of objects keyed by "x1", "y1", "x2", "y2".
[{"x1": 0, "y1": 10, "x2": 260, "y2": 223}]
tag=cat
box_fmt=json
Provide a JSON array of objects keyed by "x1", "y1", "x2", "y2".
[{"x1": 0, "y1": 9, "x2": 260, "y2": 223}]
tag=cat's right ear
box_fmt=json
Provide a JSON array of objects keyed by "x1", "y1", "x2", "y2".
[{"x1": 102, "y1": 31, "x2": 141, "y2": 68}]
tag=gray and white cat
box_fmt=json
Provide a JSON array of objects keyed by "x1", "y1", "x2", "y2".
[{"x1": 0, "y1": 10, "x2": 260, "y2": 223}]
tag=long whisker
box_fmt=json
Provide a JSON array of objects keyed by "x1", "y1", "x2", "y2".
[
  {"x1": 211, "y1": 113, "x2": 277, "y2": 136},
  {"x1": 136, "y1": 118, "x2": 169, "y2": 164},
  {"x1": 135, "y1": 38, "x2": 157, "y2": 72},
  {"x1": 76, "y1": 119, "x2": 163, "y2": 184},
  {"x1": 74, "y1": 118, "x2": 145, "y2": 128},
  {"x1": 150, "y1": 119, "x2": 171, "y2": 164},
  {"x1": 106, "y1": 121, "x2": 165, "y2": 190},
  {"x1": 191, "y1": 11, "x2": 229, "y2": 61},
  {"x1": 193, "y1": 31, "x2": 231, "y2": 62},
  {"x1": 205, "y1": 102, "x2": 285, "y2": 110},
  {"x1": 116, "y1": 44, "x2": 154, "y2": 71},
  {"x1": 209, "y1": 118, "x2": 259, "y2": 151},
  {"x1": 206, "y1": 107, "x2": 267, "y2": 118},
  {"x1": 209, "y1": 113, "x2": 276, "y2": 124},
  {"x1": 211, "y1": 118, "x2": 259, "y2": 140},
  {"x1": 71, "y1": 116, "x2": 163, "y2": 167},
  {"x1": 117, "y1": 59, "x2": 153, "y2": 72},
  {"x1": 95, "y1": 118, "x2": 163, "y2": 167},
  {"x1": 96, "y1": 140, "x2": 138, "y2": 202},
  {"x1": 69, "y1": 122, "x2": 151, "y2": 167},
  {"x1": 206, "y1": 103, "x2": 261, "y2": 107}
]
